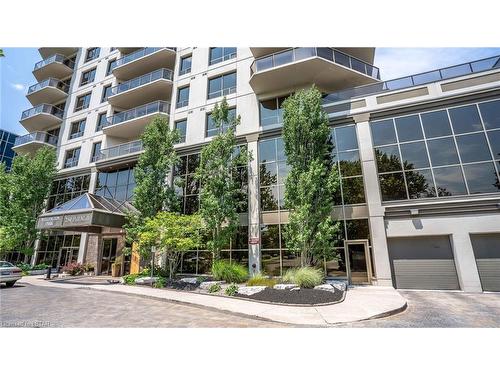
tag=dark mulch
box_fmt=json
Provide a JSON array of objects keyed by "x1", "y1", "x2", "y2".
[
  {"x1": 164, "y1": 279, "x2": 199, "y2": 291},
  {"x1": 236, "y1": 287, "x2": 343, "y2": 305}
]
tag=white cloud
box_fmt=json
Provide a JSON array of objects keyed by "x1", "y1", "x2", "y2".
[{"x1": 10, "y1": 83, "x2": 25, "y2": 91}]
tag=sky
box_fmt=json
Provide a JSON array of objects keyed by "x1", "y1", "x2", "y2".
[{"x1": 1, "y1": 47, "x2": 500, "y2": 136}]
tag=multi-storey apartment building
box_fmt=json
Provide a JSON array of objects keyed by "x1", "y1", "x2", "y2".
[
  {"x1": 0, "y1": 129, "x2": 18, "y2": 170},
  {"x1": 15, "y1": 47, "x2": 500, "y2": 292}
]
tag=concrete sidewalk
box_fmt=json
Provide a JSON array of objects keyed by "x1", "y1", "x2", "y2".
[{"x1": 20, "y1": 276, "x2": 407, "y2": 326}]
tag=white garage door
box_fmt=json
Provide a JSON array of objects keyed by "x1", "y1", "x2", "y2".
[
  {"x1": 388, "y1": 236, "x2": 460, "y2": 290},
  {"x1": 471, "y1": 234, "x2": 500, "y2": 292}
]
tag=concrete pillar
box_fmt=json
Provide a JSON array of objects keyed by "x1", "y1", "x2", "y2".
[
  {"x1": 77, "y1": 167, "x2": 99, "y2": 264},
  {"x1": 246, "y1": 134, "x2": 261, "y2": 275},
  {"x1": 450, "y1": 232, "x2": 483, "y2": 292},
  {"x1": 354, "y1": 114, "x2": 393, "y2": 286}
]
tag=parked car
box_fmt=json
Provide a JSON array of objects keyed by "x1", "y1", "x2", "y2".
[{"x1": 0, "y1": 261, "x2": 23, "y2": 287}]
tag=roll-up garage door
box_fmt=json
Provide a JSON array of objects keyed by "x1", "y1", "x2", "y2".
[
  {"x1": 471, "y1": 234, "x2": 500, "y2": 292},
  {"x1": 388, "y1": 236, "x2": 460, "y2": 290}
]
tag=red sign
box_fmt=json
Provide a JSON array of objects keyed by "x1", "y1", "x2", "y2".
[{"x1": 248, "y1": 237, "x2": 260, "y2": 245}]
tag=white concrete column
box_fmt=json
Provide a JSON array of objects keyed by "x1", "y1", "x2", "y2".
[
  {"x1": 246, "y1": 134, "x2": 261, "y2": 276},
  {"x1": 450, "y1": 232, "x2": 482, "y2": 292},
  {"x1": 77, "y1": 167, "x2": 99, "y2": 264},
  {"x1": 354, "y1": 114, "x2": 393, "y2": 286}
]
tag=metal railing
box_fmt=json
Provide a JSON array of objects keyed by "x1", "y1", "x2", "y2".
[
  {"x1": 98, "y1": 140, "x2": 143, "y2": 161},
  {"x1": 322, "y1": 54, "x2": 500, "y2": 104},
  {"x1": 21, "y1": 104, "x2": 64, "y2": 120},
  {"x1": 250, "y1": 47, "x2": 380, "y2": 80},
  {"x1": 27, "y1": 78, "x2": 69, "y2": 95},
  {"x1": 207, "y1": 86, "x2": 237, "y2": 100},
  {"x1": 33, "y1": 54, "x2": 75, "y2": 71},
  {"x1": 209, "y1": 51, "x2": 237, "y2": 65},
  {"x1": 14, "y1": 132, "x2": 58, "y2": 147},
  {"x1": 115, "y1": 47, "x2": 176, "y2": 68},
  {"x1": 109, "y1": 69, "x2": 173, "y2": 96},
  {"x1": 63, "y1": 157, "x2": 78, "y2": 168},
  {"x1": 105, "y1": 101, "x2": 170, "y2": 127}
]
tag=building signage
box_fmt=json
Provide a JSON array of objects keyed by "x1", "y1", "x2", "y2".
[
  {"x1": 63, "y1": 213, "x2": 92, "y2": 226},
  {"x1": 248, "y1": 237, "x2": 260, "y2": 245}
]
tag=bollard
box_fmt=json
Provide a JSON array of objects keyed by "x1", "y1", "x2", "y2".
[{"x1": 45, "y1": 266, "x2": 52, "y2": 280}]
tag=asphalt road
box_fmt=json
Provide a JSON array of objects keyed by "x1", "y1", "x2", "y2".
[{"x1": 1, "y1": 282, "x2": 499, "y2": 327}]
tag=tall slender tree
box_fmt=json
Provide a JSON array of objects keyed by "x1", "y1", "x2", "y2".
[
  {"x1": 0, "y1": 147, "x2": 57, "y2": 258},
  {"x1": 124, "y1": 116, "x2": 180, "y2": 253},
  {"x1": 195, "y1": 98, "x2": 252, "y2": 259},
  {"x1": 282, "y1": 86, "x2": 341, "y2": 266}
]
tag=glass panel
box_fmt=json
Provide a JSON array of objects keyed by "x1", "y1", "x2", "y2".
[
  {"x1": 208, "y1": 77, "x2": 221, "y2": 95},
  {"x1": 197, "y1": 252, "x2": 212, "y2": 275},
  {"x1": 274, "y1": 50, "x2": 293, "y2": 66},
  {"x1": 412, "y1": 70, "x2": 442, "y2": 85},
  {"x1": 184, "y1": 195, "x2": 199, "y2": 214},
  {"x1": 400, "y1": 141, "x2": 430, "y2": 169},
  {"x1": 375, "y1": 145, "x2": 402, "y2": 172},
  {"x1": 379, "y1": 172, "x2": 407, "y2": 201},
  {"x1": 325, "y1": 248, "x2": 347, "y2": 278},
  {"x1": 335, "y1": 125, "x2": 358, "y2": 151},
  {"x1": 342, "y1": 177, "x2": 365, "y2": 204},
  {"x1": 427, "y1": 137, "x2": 460, "y2": 166},
  {"x1": 281, "y1": 251, "x2": 301, "y2": 273},
  {"x1": 261, "y1": 250, "x2": 281, "y2": 276},
  {"x1": 487, "y1": 130, "x2": 500, "y2": 159},
  {"x1": 420, "y1": 110, "x2": 452, "y2": 138},
  {"x1": 260, "y1": 224, "x2": 280, "y2": 249},
  {"x1": 260, "y1": 162, "x2": 277, "y2": 185},
  {"x1": 181, "y1": 251, "x2": 197, "y2": 274},
  {"x1": 479, "y1": 100, "x2": 500, "y2": 130},
  {"x1": 187, "y1": 154, "x2": 200, "y2": 173},
  {"x1": 433, "y1": 166, "x2": 467, "y2": 196},
  {"x1": 463, "y1": 162, "x2": 499, "y2": 194},
  {"x1": 260, "y1": 99, "x2": 279, "y2": 127},
  {"x1": 456, "y1": 133, "x2": 492, "y2": 163},
  {"x1": 370, "y1": 119, "x2": 397, "y2": 146},
  {"x1": 231, "y1": 251, "x2": 249, "y2": 268},
  {"x1": 440, "y1": 63, "x2": 472, "y2": 79},
  {"x1": 259, "y1": 139, "x2": 276, "y2": 162},
  {"x1": 338, "y1": 150, "x2": 362, "y2": 176},
  {"x1": 260, "y1": 186, "x2": 278, "y2": 211},
  {"x1": 277, "y1": 161, "x2": 290, "y2": 184},
  {"x1": 294, "y1": 47, "x2": 315, "y2": 61},
  {"x1": 223, "y1": 72, "x2": 236, "y2": 90},
  {"x1": 346, "y1": 219, "x2": 369, "y2": 240},
  {"x1": 406, "y1": 169, "x2": 436, "y2": 198},
  {"x1": 348, "y1": 243, "x2": 369, "y2": 283},
  {"x1": 394, "y1": 115, "x2": 423, "y2": 142},
  {"x1": 448, "y1": 105, "x2": 483, "y2": 134}
]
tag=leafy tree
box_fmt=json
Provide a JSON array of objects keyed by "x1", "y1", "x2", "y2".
[
  {"x1": 0, "y1": 147, "x2": 57, "y2": 258},
  {"x1": 124, "y1": 116, "x2": 180, "y2": 254},
  {"x1": 195, "y1": 97, "x2": 252, "y2": 260},
  {"x1": 137, "y1": 212, "x2": 203, "y2": 278},
  {"x1": 0, "y1": 49, "x2": 4, "y2": 57},
  {"x1": 282, "y1": 86, "x2": 341, "y2": 266}
]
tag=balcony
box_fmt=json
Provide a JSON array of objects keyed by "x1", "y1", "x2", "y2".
[
  {"x1": 12, "y1": 131, "x2": 58, "y2": 156},
  {"x1": 113, "y1": 47, "x2": 177, "y2": 80},
  {"x1": 38, "y1": 48, "x2": 78, "y2": 59},
  {"x1": 33, "y1": 54, "x2": 75, "y2": 81},
  {"x1": 116, "y1": 47, "x2": 141, "y2": 54},
  {"x1": 323, "y1": 54, "x2": 500, "y2": 104},
  {"x1": 108, "y1": 69, "x2": 173, "y2": 108},
  {"x1": 103, "y1": 101, "x2": 170, "y2": 139},
  {"x1": 96, "y1": 140, "x2": 143, "y2": 166},
  {"x1": 26, "y1": 78, "x2": 69, "y2": 106},
  {"x1": 249, "y1": 47, "x2": 288, "y2": 58},
  {"x1": 249, "y1": 47, "x2": 380, "y2": 95},
  {"x1": 20, "y1": 104, "x2": 64, "y2": 133}
]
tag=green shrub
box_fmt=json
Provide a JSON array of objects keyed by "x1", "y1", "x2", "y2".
[
  {"x1": 208, "y1": 283, "x2": 222, "y2": 293},
  {"x1": 225, "y1": 283, "x2": 239, "y2": 296},
  {"x1": 247, "y1": 273, "x2": 278, "y2": 287},
  {"x1": 211, "y1": 260, "x2": 248, "y2": 283},
  {"x1": 32, "y1": 263, "x2": 50, "y2": 270},
  {"x1": 122, "y1": 269, "x2": 149, "y2": 285},
  {"x1": 153, "y1": 277, "x2": 166, "y2": 288},
  {"x1": 282, "y1": 267, "x2": 324, "y2": 288},
  {"x1": 16, "y1": 262, "x2": 31, "y2": 272}
]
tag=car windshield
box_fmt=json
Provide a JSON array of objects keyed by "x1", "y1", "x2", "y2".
[{"x1": 0, "y1": 261, "x2": 14, "y2": 268}]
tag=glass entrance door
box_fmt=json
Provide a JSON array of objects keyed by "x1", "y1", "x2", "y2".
[
  {"x1": 100, "y1": 238, "x2": 118, "y2": 275},
  {"x1": 58, "y1": 247, "x2": 79, "y2": 267},
  {"x1": 346, "y1": 241, "x2": 371, "y2": 284}
]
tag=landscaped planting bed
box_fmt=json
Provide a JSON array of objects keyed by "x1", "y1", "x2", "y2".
[{"x1": 236, "y1": 287, "x2": 343, "y2": 305}]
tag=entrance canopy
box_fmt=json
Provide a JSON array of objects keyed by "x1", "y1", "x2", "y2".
[{"x1": 37, "y1": 193, "x2": 137, "y2": 233}]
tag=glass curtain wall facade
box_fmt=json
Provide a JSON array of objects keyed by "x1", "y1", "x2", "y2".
[
  {"x1": 0, "y1": 130, "x2": 17, "y2": 171},
  {"x1": 371, "y1": 98, "x2": 500, "y2": 201}
]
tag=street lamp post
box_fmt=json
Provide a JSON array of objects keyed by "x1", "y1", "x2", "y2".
[{"x1": 151, "y1": 246, "x2": 156, "y2": 288}]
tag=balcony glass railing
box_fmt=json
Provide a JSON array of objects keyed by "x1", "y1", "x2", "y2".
[
  {"x1": 21, "y1": 104, "x2": 64, "y2": 120},
  {"x1": 105, "y1": 101, "x2": 170, "y2": 127},
  {"x1": 115, "y1": 47, "x2": 177, "y2": 68},
  {"x1": 110, "y1": 69, "x2": 173, "y2": 96},
  {"x1": 322, "y1": 54, "x2": 500, "y2": 104},
  {"x1": 27, "y1": 78, "x2": 69, "y2": 95},
  {"x1": 250, "y1": 47, "x2": 380, "y2": 80},
  {"x1": 98, "y1": 140, "x2": 143, "y2": 161},
  {"x1": 33, "y1": 54, "x2": 75, "y2": 71},
  {"x1": 14, "y1": 132, "x2": 58, "y2": 147}
]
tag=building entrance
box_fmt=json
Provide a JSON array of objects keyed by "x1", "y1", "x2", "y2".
[{"x1": 345, "y1": 240, "x2": 372, "y2": 284}]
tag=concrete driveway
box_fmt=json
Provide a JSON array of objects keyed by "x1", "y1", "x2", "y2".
[{"x1": 337, "y1": 290, "x2": 500, "y2": 327}]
